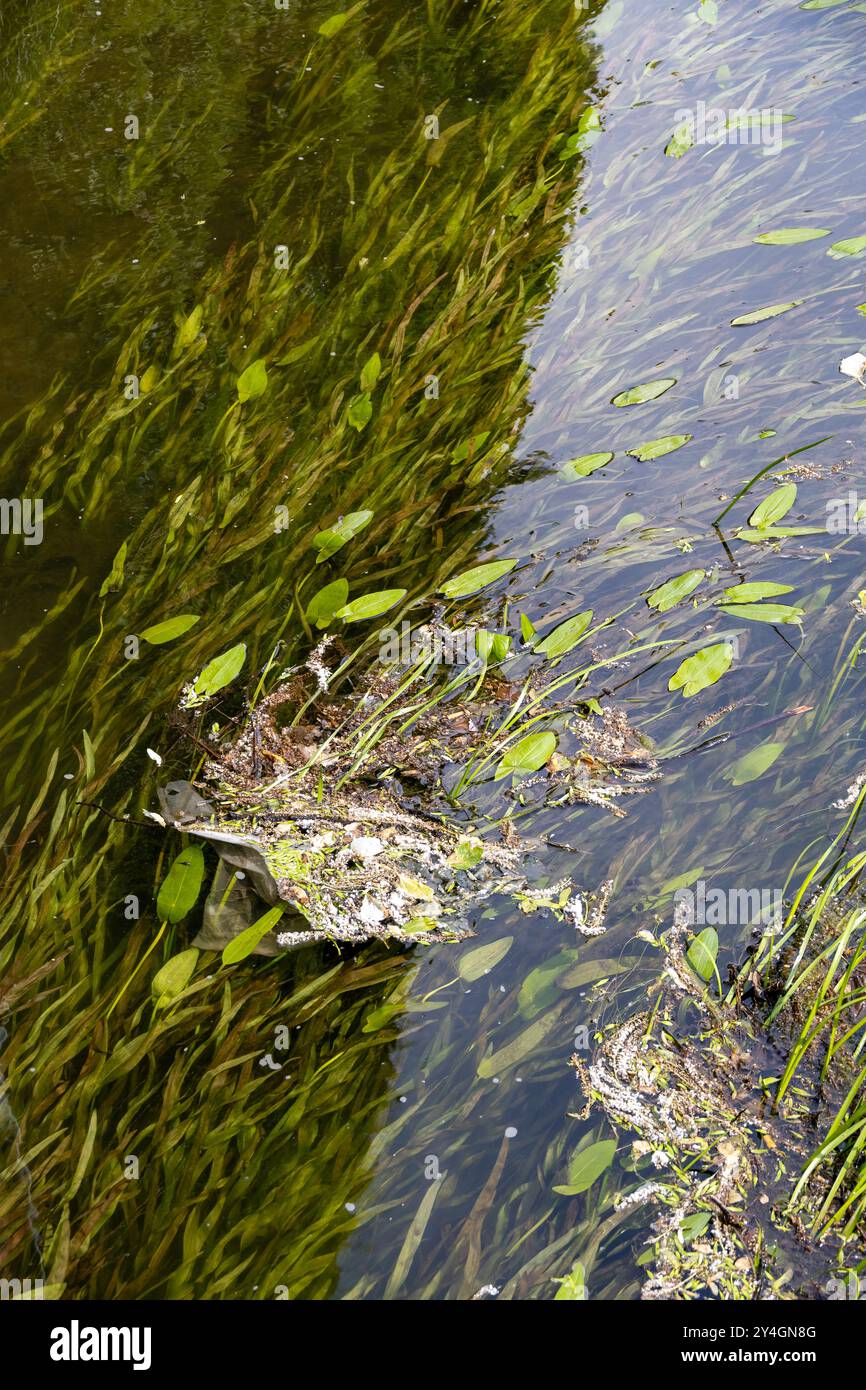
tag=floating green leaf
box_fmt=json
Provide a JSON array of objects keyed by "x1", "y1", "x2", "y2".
[
  {"x1": 313, "y1": 509, "x2": 373, "y2": 563},
  {"x1": 611, "y1": 378, "x2": 676, "y2": 407},
  {"x1": 152, "y1": 949, "x2": 199, "y2": 1006},
  {"x1": 721, "y1": 582, "x2": 792, "y2": 602},
  {"x1": 336, "y1": 589, "x2": 406, "y2": 622},
  {"x1": 731, "y1": 302, "x2": 802, "y2": 326},
  {"x1": 749, "y1": 483, "x2": 797, "y2": 528},
  {"x1": 476, "y1": 630, "x2": 512, "y2": 662},
  {"x1": 156, "y1": 847, "x2": 205, "y2": 925},
  {"x1": 753, "y1": 228, "x2": 829, "y2": 244},
  {"x1": 457, "y1": 936, "x2": 513, "y2": 982},
  {"x1": 318, "y1": 12, "x2": 349, "y2": 37},
  {"x1": 347, "y1": 392, "x2": 372, "y2": 431},
  {"x1": 305, "y1": 579, "x2": 349, "y2": 629},
  {"x1": 192, "y1": 642, "x2": 247, "y2": 699},
  {"x1": 477, "y1": 1006, "x2": 562, "y2": 1077},
  {"x1": 359, "y1": 352, "x2": 381, "y2": 392},
  {"x1": 440, "y1": 558, "x2": 516, "y2": 598},
  {"x1": 222, "y1": 907, "x2": 285, "y2": 965},
  {"x1": 559, "y1": 106, "x2": 601, "y2": 158},
  {"x1": 448, "y1": 840, "x2": 484, "y2": 871},
  {"x1": 236, "y1": 358, "x2": 268, "y2": 402},
  {"x1": 719, "y1": 602, "x2": 804, "y2": 624},
  {"x1": 687, "y1": 928, "x2": 719, "y2": 982},
  {"x1": 627, "y1": 434, "x2": 692, "y2": 461},
  {"x1": 723, "y1": 741, "x2": 785, "y2": 786},
  {"x1": 494, "y1": 730, "x2": 556, "y2": 780},
  {"x1": 828, "y1": 235, "x2": 866, "y2": 258},
  {"x1": 646, "y1": 570, "x2": 704, "y2": 612},
  {"x1": 535, "y1": 611, "x2": 593, "y2": 658},
  {"x1": 141, "y1": 614, "x2": 201, "y2": 645},
  {"x1": 665, "y1": 121, "x2": 694, "y2": 159},
  {"x1": 553, "y1": 1139, "x2": 617, "y2": 1196},
  {"x1": 560, "y1": 452, "x2": 614, "y2": 478},
  {"x1": 520, "y1": 613, "x2": 536, "y2": 644},
  {"x1": 668, "y1": 643, "x2": 733, "y2": 698}
]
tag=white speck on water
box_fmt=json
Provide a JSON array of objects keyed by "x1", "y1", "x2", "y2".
[{"x1": 505, "y1": 1126, "x2": 518, "y2": 1138}]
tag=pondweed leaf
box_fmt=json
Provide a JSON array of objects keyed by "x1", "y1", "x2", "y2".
[
  {"x1": 554, "y1": 1263, "x2": 587, "y2": 1300},
  {"x1": 553, "y1": 1138, "x2": 617, "y2": 1196},
  {"x1": 347, "y1": 392, "x2": 372, "y2": 431},
  {"x1": 494, "y1": 730, "x2": 556, "y2": 780},
  {"x1": 560, "y1": 452, "x2": 613, "y2": 478},
  {"x1": 156, "y1": 847, "x2": 205, "y2": 925},
  {"x1": 222, "y1": 907, "x2": 285, "y2": 965},
  {"x1": 665, "y1": 121, "x2": 695, "y2": 159},
  {"x1": 476, "y1": 1005, "x2": 562, "y2": 1076},
  {"x1": 611, "y1": 378, "x2": 676, "y2": 407},
  {"x1": 141, "y1": 614, "x2": 200, "y2": 644},
  {"x1": 749, "y1": 483, "x2": 797, "y2": 528},
  {"x1": 721, "y1": 582, "x2": 792, "y2": 602},
  {"x1": 520, "y1": 613, "x2": 536, "y2": 644},
  {"x1": 731, "y1": 302, "x2": 802, "y2": 325},
  {"x1": 236, "y1": 358, "x2": 268, "y2": 401},
  {"x1": 457, "y1": 936, "x2": 513, "y2": 981},
  {"x1": 559, "y1": 106, "x2": 601, "y2": 158},
  {"x1": 476, "y1": 630, "x2": 511, "y2": 662},
  {"x1": 448, "y1": 839, "x2": 484, "y2": 871},
  {"x1": 440, "y1": 558, "x2": 516, "y2": 597},
  {"x1": 318, "y1": 12, "x2": 350, "y2": 37},
  {"x1": 669, "y1": 643, "x2": 732, "y2": 698},
  {"x1": 305, "y1": 579, "x2": 349, "y2": 629},
  {"x1": 828, "y1": 235, "x2": 866, "y2": 258},
  {"x1": 152, "y1": 948, "x2": 199, "y2": 1006},
  {"x1": 738, "y1": 524, "x2": 824, "y2": 542},
  {"x1": 687, "y1": 927, "x2": 718, "y2": 982},
  {"x1": 723, "y1": 741, "x2": 785, "y2": 786},
  {"x1": 646, "y1": 569, "x2": 704, "y2": 612},
  {"x1": 627, "y1": 434, "x2": 692, "y2": 461},
  {"x1": 175, "y1": 304, "x2": 203, "y2": 349},
  {"x1": 313, "y1": 509, "x2": 373, "y2": 563},
  {"x1": 359, "y1": 352, "x2": 381, "y2": 391},
  {"x1": 719, "y1": 602, "x2": 804, "y2": 624},
  {"x1": 336, "y1": 589, "x2": 406, "y2": 622},
  {"x1": 753, "y1": 228, "x2": 829, "y2": 244},
  {"x1": 534, "y1": 610, "x2": 593, "y2": 657},
  {"x1": 518, "y1": 950, "x2": 577, "y2": 1019},
  {"x1": 192, "y1": 642, "x2": 246, "y2": 698}
]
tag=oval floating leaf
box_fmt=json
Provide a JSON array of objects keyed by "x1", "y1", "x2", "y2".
[
  {"x1": 719, "y1": 602, "x2": 804, "y2": 624},
  {"x1": 753, "y1": 228, "x2": 829, "y2": 245},
  {"x1": 611, "y1": 378, "x2": 676, "y2": 407},
  {"x1": 359, "y1": 352, "x2": 381, "y2": 392},
  {"x1": 749, "y1": 483, "x2": 797, "y2": 528},
  {"x1": 222, "y1": 906, "x2": 285, "y2": 965},
  {"x1": 305, "y1": 579, "x2": 349, "y2": 629},
  {"x1": 668, "y1": 643, "x2": 733, "y2": 698},
  {"x1": 723, "y1": 740, "x2": 785, "y2": 786},
  {"x1": 440, "y1": 558, "x2": 516, "y2": 598},
  {"x1": 192, "y1": 642, "x2": 247, "y2": 699},
  {"x1": 553, "y1": 1139, "x2": 617, "y2": 1196},
  {"x1": 687, "y1": 927, "x2": 718, "y2": 982},
  {"x1": 477, "y1": 1006, "x2": 562, "y2": 1077},
  {"x1": 457, "y1": 936, "x2": 513, "y2": 981},
  {"x1": 828, "y1": 236, "x2": 866, "y2": 259},
  {"x1": 627, "y1": 434, "x2": 692, "y2": 461},
  {"x1": 534, "y1": 610, "x2": 593, "y2": 658},
  {"x1": 313, "y1": 509, "x2": 373, "y2": 563},
  {"x1": 336, "y1": 588, "x2": 406, "y2": 622},
  {"x1": 494, "y1": 730, "x2": 557, "y2": 781},
  {"x1": 236, "y1": 359, "x2": 268, "y2": 402},
  {"x1": 721, "y1": 582, "x2": 792, "y2": 602},
  {"x1": 646, "y1": 570, "x2": 704, "y2": 612},
  {"x1": 560, "y1": 452, "x2": 614, "y2": 478},
  {"x1": 731, "y1": 302, "x2": 802, "y2": 326},
  {"x1": 141, "y1": 614, "x2": 201, "y2": 645},
  {"x1": 156, "y1": 846, "x2": 205, "y2": 925},
  {"x1": 152, "y1": 949, "x2": 199, "y2": 1006}
]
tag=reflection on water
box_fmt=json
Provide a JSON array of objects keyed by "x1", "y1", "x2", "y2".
[{"x1": 1, "y1": 0, "x2": 866, "y2": 1299}]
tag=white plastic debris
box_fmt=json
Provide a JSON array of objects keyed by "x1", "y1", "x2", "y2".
[
  {"x1": 349, "y1": 836, "x2": 385, "y2": 860},
  {"x1": 146, "y1": 748, "x2": 163, "y2": 766},
  {"x1": 839, "y1": 352, "x2": 866, "y2": 383}
]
